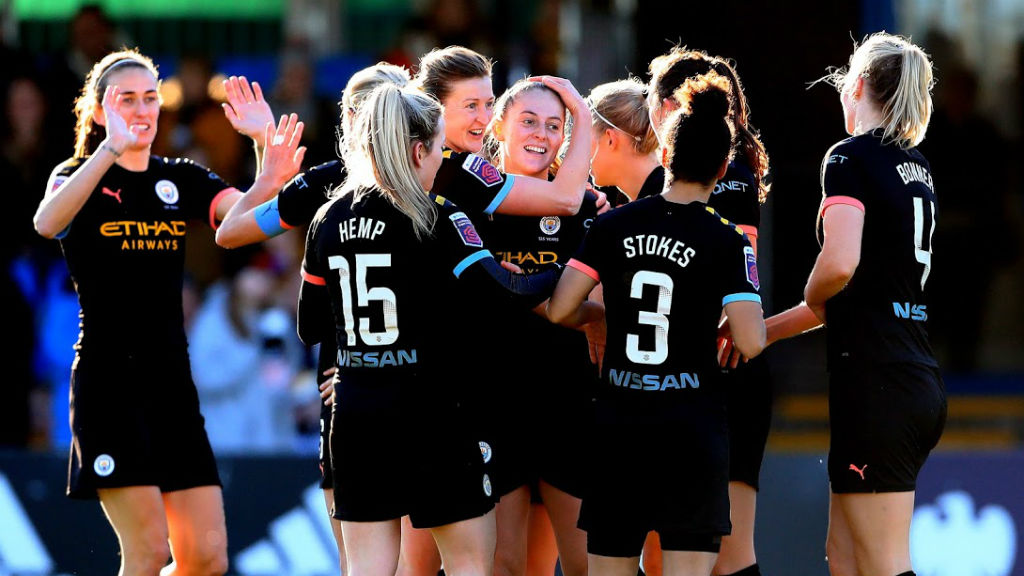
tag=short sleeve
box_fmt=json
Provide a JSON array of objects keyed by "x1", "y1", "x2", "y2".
[
  {"x1": 173, "y1": 158, "x2": 240, "y2": 228},
  {"x1": 431, "y1": 151, "x2": 516, "y2": 217},
  {"x1": 709, "y1": 162, "x2": 760, "y2": 229},
  {"x1": 279, "y1": 160, "x2": 345, "y2": 228},
  {"x1": 567, "y1": 214, "x2": 608, "y2": 283},
  {"x1": 820, "y1": 140, "x2": 866, "y2": 216},
  {"x1": 718, "y1": 233, "x2": 761, "y2": 308},
  {"x1": 435, "y1": 200, "x2": 496, "y2": 278},
  {"x1": 44, "y1": 158, "x2": 84, "y2": 239}
]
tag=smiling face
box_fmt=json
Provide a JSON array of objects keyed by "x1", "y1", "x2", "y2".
[
  {"x1": 441, "y1": 76, "x2": 494, "y2": 154},
  {"x1": 97, "y1": 66, "x2": 160, "y2": 150},
  {"x1": 497, "y1": 88, "x2": 565, "y2": 179}
]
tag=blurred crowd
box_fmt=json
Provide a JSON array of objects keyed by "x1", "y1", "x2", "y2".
[{"x1": 2, "y1": 2, "x2": 1021, "y2": 452}]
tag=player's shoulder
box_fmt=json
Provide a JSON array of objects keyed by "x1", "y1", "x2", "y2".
[
  {"x1": 444, "y1": 150, "x2": 505, "y2": 188},
  {"x1": 702, "y1": 205, "x2": 749, "y2": 242},
  {"x1": 51, "y1": 156, "x2": 84, "y2": 177}
]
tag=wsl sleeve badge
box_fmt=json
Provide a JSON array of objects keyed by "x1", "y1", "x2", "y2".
[
  {"x1": 461, "y1": 154, "x2": 503, "y2": 187},
  {"x1": 450, "y1": 212, "x2": 483, "y2": 247},
  {"x1": 744, "y1": 245, "x2": 760, "y2": 290}
]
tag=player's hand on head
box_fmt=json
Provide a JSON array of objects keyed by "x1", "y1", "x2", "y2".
[
  {"x1": 529, "y1": 76, "x2": 588, "y2": 117},
  {"x1": 101, "y1": 85, "x2": 137, "y2": 153},
  {"x1": 222, "y1": 75, "x2": 275, "y2": 145},
  {"x1": 260, "y1": 113, "x2": 306, "y2": 188}
]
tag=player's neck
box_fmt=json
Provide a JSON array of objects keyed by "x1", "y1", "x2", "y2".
[
  {"x1": 117, "y1": 147, "x2": 151, "y2": 171},
  {"x1": 662, "y1": 179, "x2": 713, "y2": 205},
  {"x1": 618, "y1": 155, "x2": 661, "y2": 201}
]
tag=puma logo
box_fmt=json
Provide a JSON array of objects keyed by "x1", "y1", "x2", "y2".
[
  {"x1": 102, "y1": 187, "x2": 122, "y2": 204},
  {"x1": 849, "y1": 463, "x2": 868, "y2": 480}
]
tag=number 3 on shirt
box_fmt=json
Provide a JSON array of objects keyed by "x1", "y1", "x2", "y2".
[
  {"x1": 328, "y1": 254, "x2": 399, "y2": 346},
  {"x1": 913, "y1": 197, "x2": 936, "y2": 290},
  {"x1": 627, "y1": 271, "x2": 673, "y2": 365}
]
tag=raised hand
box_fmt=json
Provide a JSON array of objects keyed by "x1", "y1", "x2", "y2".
[
  {"x1": 529, "y1": 75, "x2": 589, "y2": 118},
  {"x1": 259, "y1": 113, "x2": 306, "y2": 189},
  {"x1": 222, "y1": 75, "x2": 275, "y2": 146},
  {"x1": 100, "y1": 85, "x2": 138, "y2": 154}
]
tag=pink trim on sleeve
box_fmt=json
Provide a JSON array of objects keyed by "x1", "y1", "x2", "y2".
[
  {"x1": 208, "y1": 187, "x2": 240, "y2": 230},
  {"x1": 301, "y1": 268, "x2": 326, "y2": 286},
  {"x1": 567, "y1": 258, "x2": 600, "y2": 282},
  {"x1": 820, "y1": 195, "x2": 865, "y2": 217},
  {"x1": 738, "y1": 225, "x2": 759, "y2": 238}
]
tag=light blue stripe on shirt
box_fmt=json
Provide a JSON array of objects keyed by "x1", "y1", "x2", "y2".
[
  {"x1": 722, "y1": 292, "x2": 761, "y2": 306},
  {"x1": 254, "y1": 196, "x2": 287, "y2": 237},
  {"x1": 483, "y1": 174, "x2": 516, "y2": 215},
  {"x1": 453, "y1": 249, "x2": 493, "y2": 278}
]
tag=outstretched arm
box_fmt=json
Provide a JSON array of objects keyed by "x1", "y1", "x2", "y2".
[{"x1": 222, "y1": 76, "x2": 275, "y2": 173}]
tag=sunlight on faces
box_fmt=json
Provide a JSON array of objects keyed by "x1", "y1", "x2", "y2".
[
  {"x1": 589, "y1": 125, "x2": 617, "y2": 187},
  {"x1": 415, "y1": 117, "x2": 446, "y2": 191},
  {"x1": 497, "y1": 89, "x2": 564, "y2": 180},
  {"x1": 441, "y1": 76, "x2": 494, "y2": 154},
  {"x1": 97, "y1": 67, "x2": 161, "y2": 150}
]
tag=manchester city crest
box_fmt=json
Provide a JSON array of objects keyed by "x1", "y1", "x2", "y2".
[
  {"x1": 155, "y1": 179, "x2": 180, "y2": 204},
  {"x1": 539, "y1": 216, "x2": 561, "y2": 235}
]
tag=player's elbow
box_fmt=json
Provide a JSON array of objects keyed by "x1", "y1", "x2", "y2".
[
  {"x1": 546, "y1": 301, "x2": 570, "y2": 325},
  {"x1": 215, "y1": 225, "x2": 244, "y2": 249},
  {"x1": 34, "y1": 214, "x2": 62, "y2": 239}
]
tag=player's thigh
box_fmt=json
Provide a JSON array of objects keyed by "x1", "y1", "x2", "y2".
[
  {"x1": 342, "y1": 518, "x2": 402, "y2": 576},
  {"x1": 162, "y1": 485, "x2": 228, "y2": 571}
]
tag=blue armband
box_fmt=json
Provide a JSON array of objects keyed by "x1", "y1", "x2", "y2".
[
  {"x1": 254, "y1": 196, "x2": 288, "y2": 238},
  {"x1": 453, "y1": 249, "x2": 493, "y2": 278},
  {"x1": 483, "y1": 174, "x2": 516, "y2": 215}
]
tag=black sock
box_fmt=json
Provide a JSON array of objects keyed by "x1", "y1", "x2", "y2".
[{"x1": 722, "y1": 564, "x2": 762, "y2": 576}]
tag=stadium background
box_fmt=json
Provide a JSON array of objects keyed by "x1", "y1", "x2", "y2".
[{"x1": 0, "y1": 0, "x2": 1021, "y2": 574}]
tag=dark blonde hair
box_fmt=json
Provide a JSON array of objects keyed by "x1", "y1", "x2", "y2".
[
  {"x1": 587, "y1": 78, "x2": 659, "y2": 155},
  {"x1": 414, "y1": 46, "x2": 492, "y2": 104},
  {"x1": 73, "y1": 49, "x2": 160, "y2": 158},
  {"x1": 482, "y1": 79, "x2": 566, "y2": 175},
  {"x1": 664, "y1": 71, "x2": 736, "y2": 185},
  {"x1": 343, "y1": 85, "x2": 443, "y2": 239},
  {"x1": 825, "y1": 32, "x2": 934, "y2": 148},
  {"x1": 649, "y1": 47, "x2": 770, "y2": 202},
  {"x1": 338, "y1": 63, "x2": 412, "y2": 158}
]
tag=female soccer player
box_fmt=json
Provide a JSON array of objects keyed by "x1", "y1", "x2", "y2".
[
  {"x1": 742, "y1": 33, "x2": 943, "y2": 576},
  {"x1": 548, "y1": 71, "x2": 765, "y2": 576},
  {"x1": 33, "y1": 49, "x2": 304, "y2": 575},
  {"x1": 586, "y1": 78, "x2": 661, "y2": 206},
  {"x1": 213, "y1": 63, "x2": 411, "y2": 572},
  {"x1": 297, "y1": 83, "x2": 569, "y2": 576},
  {"x1": 646, "y1": 48, "x2": 772, "y2": 576},
  {"x1": 479, "y1": 77, "x2": 600, "y2": 576}
]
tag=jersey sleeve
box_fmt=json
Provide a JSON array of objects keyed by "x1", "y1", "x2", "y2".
[
  {"x1": 718, "y1": 230, "x2": 761, "y2": 307},
  {"x1": 431, "y1": 151, "x2": 517, "y2": 217},
  {"x1": 278, "y1": 160, "x2": 345, "y2": 229},
  {"x1": 173, "y1": 158, "x2": 240, "y2": 229},
  {"x1": 44, "y1": 159, "x2": 84, "y2": 239},
  {"x1": 710, "y1": 162, "x2": 760, "y2": 233},
  {"x1": 820, "y1": 140, "x2": 866, "y2": 216},
  {"x1": 297, "y1": 215, "x2": 330, "y2": 345},
  {"x1": 566, "y1": 213, "x2": 609, "y2": 283}
]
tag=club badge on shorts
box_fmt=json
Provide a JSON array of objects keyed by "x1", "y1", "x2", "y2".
[
  {"x1": 94, "y1": 454, "x2": 115, "y2": 477},
  {"x1": 539, "y1": 216, "x2": 560, "y2": 235},
  {"x1": 155, "y1": 179, "x2": 179, "y2": 204},
  {"x1": 483, "y1": 474, "x2": 493, "y2": 497},
  {"x1": 479, "y1": 441, "x2": 492, "y2": 464}
]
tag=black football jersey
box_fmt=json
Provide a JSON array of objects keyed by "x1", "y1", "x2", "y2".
[
  {"x1": 570, "y1": 196, "x2": 760, "y2": 398},
  {"x1": 278, "y1": 160, "x2": 347, "y2": 228},
  {"x1": 51, "y1": 155, "x2": 237, "y2": 357},
  {"x1": 634, "y1": 166, "x2": 665, "y2": 202},
  {"x1": 300, "y1": 189, "x2": 517, "y2": 396},
  {"x1": 818, "y1": 130, "x2": 937, "y2": 367},
  {"x1": 709, "y1": 161, "x2": 760, "y2": 230},
  {"x1": 430, "y1": 150, "x2": 517, "y2": 217}
]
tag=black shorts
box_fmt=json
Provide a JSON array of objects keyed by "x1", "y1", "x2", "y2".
[
  {"x1": 578, "y1": 390, "x2": 731, "y2": 548},
  {"x1": 478, "y1": 425, "x2": 531, "y2": 500},
  {"x1": 587, "y1": 527, "x2": 722, "y2": 558},
  {"x1": 828, "y1": 362, "x2": 946, "y2": 493},
  {"x1": 330, "y1": 382, "x2": 493, "y2": 528},
  {"x1": 532, "y1": 379, "x2": 595, "y2": 499},
  {"x1": 67, "y1": 353, "x2": 221, "y2": 500},
  {"x1": 723, "y1": 354, "x2": 773, "y2": 490},
  {"x1": 319, "y1": 401, "x2": 333, "y2": 489}
]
